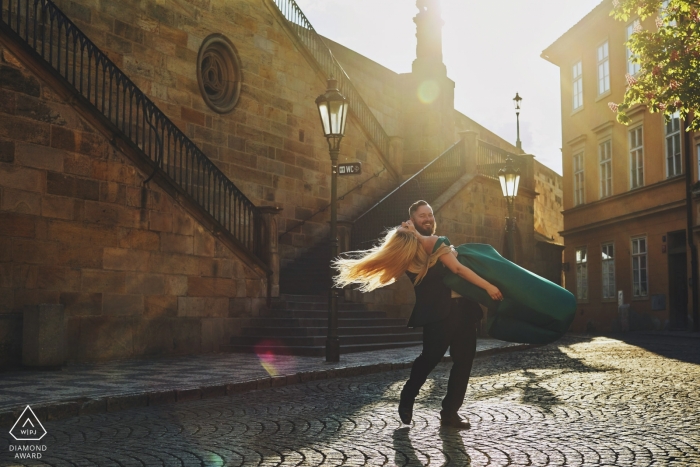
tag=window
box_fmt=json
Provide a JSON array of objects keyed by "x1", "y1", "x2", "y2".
[
  {"x1": 576, "y1": 247, "x2": 588, "y2": 300},
  {"x1": 602, "y1": 243, "x2": 615, "y2": 299},
  {"x1": 660, "y1": 1, "x2": 676, "y2": 26},
  {"x1": 572, "y1": 61, "x2": 583, "y2": 110},
  {"x1": 597, "y1": 41, "x2": 610, "y2": 95},
  {"x1": 697, "y1": 144, "x2": 700, "y2": 182},
  {"x1": 666, "y1": 112, "x2": 682, "y2": 177},
  {"x1": 573, "y1": 152, "x2": 585, "y2": 205},
  {"x1": 629, "y1": 126, "x2": 644, "y2": 188},
  {"x1": 599, "y1": 140, "x2": 612, "y2": 198},
  {"x1": 627, "y1": 20, "x2": 641, "y2": 75},
  {"x1": 631, "y1": 237, "x2": 648, "y2": 297}
]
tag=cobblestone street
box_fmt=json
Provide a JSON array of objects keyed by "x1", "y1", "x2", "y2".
[{"x1": 1, "y1": 335, "x2": 699, "y2": 466}]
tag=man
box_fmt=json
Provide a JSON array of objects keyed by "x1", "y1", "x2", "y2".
[{"x1": 398, "y1": 200, "x2": 483, "y2": 429}]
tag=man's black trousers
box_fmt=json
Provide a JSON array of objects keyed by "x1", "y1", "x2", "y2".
[{"x1": 400, "y1": 298, "x2": 479, "y2": 417}]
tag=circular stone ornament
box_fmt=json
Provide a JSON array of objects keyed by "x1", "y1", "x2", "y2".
[{"x1": 197, "y1": 34, "x2": 242, "y2": 114}]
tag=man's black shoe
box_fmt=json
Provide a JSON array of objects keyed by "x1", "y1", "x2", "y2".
[
  {"x1": 440, "y1": 415, "x2": 470, "y2": 429},
  {"x1": 398, "y1": 401, "x2": 413, "y2": 424}
]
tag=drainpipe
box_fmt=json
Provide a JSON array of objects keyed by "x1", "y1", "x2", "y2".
[{"x1": 683, "y1": 116, "x2": 699, "y2": 332}]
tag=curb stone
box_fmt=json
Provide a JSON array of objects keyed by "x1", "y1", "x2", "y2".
[{"x1": 0, "y1": 343, "x2": 535, "y2": 427}]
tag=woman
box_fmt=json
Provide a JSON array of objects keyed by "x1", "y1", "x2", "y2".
[
  {"x1": 334, "y1": 220, "x2": 503, "y2": 300},
  {"x1": 334, "y1": 221, "x2": 576, "y2": 345}
]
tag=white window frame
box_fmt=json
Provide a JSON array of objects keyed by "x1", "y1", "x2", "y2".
[
  {"x1": 573, "y1": 151, "x2": 585, "y2": 206},
  {"x1": 666, "y1": 111, "x2": 682, "y2": 177},
  {"x1": 602, "y1": 243, "x2": 615, "y2": 299},
  {"x1": 629, "y1": 126, "x2": 644, "y2": 189},
  {"x1": 631, "y1": 236, "x2": 648, "y2": 297},
  {"x1": 572, "y1": 61, "x2": 583, "y2": 110},
  {"x1": 597, "y1": 41, "x2": 610, "y2": 95},
  {"x1": 627, "y1": 20, "x2": 641, "y2": 76},
  {"x1": 576, "y1": 247, "x2": 588, "y2": 301},
  {"x1": 599, "y1": 140, "x2": 612, "y2": 198},
  {"x1": 696, "y1": 144, "x2": 700, "y2": 182}
]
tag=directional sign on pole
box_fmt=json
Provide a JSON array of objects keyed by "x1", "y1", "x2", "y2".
[{"x1": 338, "y1": 162, "x2": 361, "y2": 175}]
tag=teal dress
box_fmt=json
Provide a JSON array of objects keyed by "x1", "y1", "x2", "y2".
[{"x1": 435, "y1": 238, "x2": 576, "y2": 345}]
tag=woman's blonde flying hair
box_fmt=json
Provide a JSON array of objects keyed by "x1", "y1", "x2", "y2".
[{"x1": 332, "y1": 228, "x2": 451, "y2": 292}]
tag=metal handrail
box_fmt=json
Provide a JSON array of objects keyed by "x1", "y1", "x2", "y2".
[
  {"x1": 271, "y1": 0, "x2": 390, "y2": 160},
  {"x1": 476, "y1": 140, "x2": 528, "y2": 187},
  {"x1": 0, "y1": 0, "x2": 263, "y2": 258},
  {"x1": 351, "y1": 140, "x2": 466, "y2": 249},
  {"x1": 279, "y1": 167, "x2": 386, "y2": 240}
]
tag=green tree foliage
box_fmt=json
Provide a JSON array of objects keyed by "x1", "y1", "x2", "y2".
[{"x1": 611, "y1": 0, "x2": 700, "y2": 128}]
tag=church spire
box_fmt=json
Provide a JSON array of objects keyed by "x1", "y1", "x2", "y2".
[{"x1": 413, "y1": 0, "x2": 446, "y2": 75}]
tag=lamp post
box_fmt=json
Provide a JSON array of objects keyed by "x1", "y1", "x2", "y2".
[
  {"x1": 315, "y1": 77, "x2": 349, "y2": 362},
  {"x1": 499, "y1": 156, "x2": 521, "y2": 262},
  {"x1": 513, "y1": 93, "x2": 522, "y2": 152}
]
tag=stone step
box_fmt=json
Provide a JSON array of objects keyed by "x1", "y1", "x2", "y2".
[
  {"x1": 241, "y1": 325, "x2": 417, "y2": 337},
  {"x1": 221, "y1": 340, "x2": 423, "y2": 356},
  {"x1": 229, "y1": 332, "x2": 422, "y2": 348},
  {"x1": 269, "y1": 301, "x2": 367, "y2": 311},
  {"x1": 261, "y1": 310, "x2": 386, "y2": 319},
  {"x1": 243, "y1": 317, "x2": 408, "y2": 328},
  {"x1": 278, "y1": 294, "x2": 327, "y2": 303}
]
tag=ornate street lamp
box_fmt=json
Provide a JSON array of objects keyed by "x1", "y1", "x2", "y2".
[
  {"x1": 499, "y1": 156, "x2": 521, "y2": 262},
  {"x1": 315, "y1": 77, "x2": 348, "y2": 362},
  {"x1": 513, "y1": 92, "x2": 522, "y2": 152}
]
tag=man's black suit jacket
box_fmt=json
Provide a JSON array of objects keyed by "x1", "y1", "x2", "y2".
[{"x1": 405, "y1": 257, "x2": 483, "y2": 328}]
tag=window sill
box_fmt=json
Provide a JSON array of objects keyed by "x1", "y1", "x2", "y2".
[
  {"x1": 571, "y1": 105, "x2": 585, "y2": 116},
  {"x1": 595, "y1": 90, "x2": 612, "y2": 102},
  {"x1": 667, "y1": 173, "x2": 684, "y2": 180},
  {"x1": 632, "y1": 295, "x2": 649, "y2": 301}
]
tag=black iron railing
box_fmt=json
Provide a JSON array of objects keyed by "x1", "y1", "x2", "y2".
[
  {"x1": 0, "y1": 0, "x2": 262, "y2": 258},
  {"x1": 476, "y1": 140, "x2": 529, "y2": 188},
  {"x1": 351, "y1": 140, "x2": 466, "y2": 249},
  {"x1": 271, "y1": 0, "x2": 390, "y2": 160}
]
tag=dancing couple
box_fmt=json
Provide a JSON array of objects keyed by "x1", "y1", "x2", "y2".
[{"x1": 334, "y1": 200, "x2": 504, "y2": 429}]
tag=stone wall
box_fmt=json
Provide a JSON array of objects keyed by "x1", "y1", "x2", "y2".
[
  {"x1": 534, "y1": 161, "x2": 564, "y2": 244},
  {"x1": 0, "y1": 45, "x2": 267, "y2": 363},
  {"x1": 454, "y1": 112, "x2": 520, "y2": 154},
  {"x1": 326, "y1": 39, "x2": 403, "y2": 139},
  {"x1": 49, "y1": 0, "x2": 399, "y2": 264}
]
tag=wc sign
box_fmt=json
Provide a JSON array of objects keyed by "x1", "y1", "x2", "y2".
[
  {"x1": 338, "y1": 162, "x2": 361, "y2": 175},
  {"x1": 10, "y1": 405, "x2": 46, "y2": 441}
]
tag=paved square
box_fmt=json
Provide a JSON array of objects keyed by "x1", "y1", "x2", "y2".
[{"x1": 1, "y1": 335, "x2": 698, "y2": 466}]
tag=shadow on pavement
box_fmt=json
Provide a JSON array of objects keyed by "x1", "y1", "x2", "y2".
[
  {"x1": 392, "y1": 426, "x2": 472, "y2": 467},
  {"x1": 605, "y1": 332, "x2": 700, "y2": 366},
  {"x1": 420, "y1": 335, "x2": 609, "y2": 409}
]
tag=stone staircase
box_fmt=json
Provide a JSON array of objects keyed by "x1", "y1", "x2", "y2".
[
  {"x1": 279, "y1": 240, "x2": 331, "y2": 295},
  {"x1": 222, "y1": 294, "x2": 422, "y2": 356}
]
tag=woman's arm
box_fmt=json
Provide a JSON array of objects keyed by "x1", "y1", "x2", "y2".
[{"x1": 438, "y1": 252, "x2": 504, "y2": 301}]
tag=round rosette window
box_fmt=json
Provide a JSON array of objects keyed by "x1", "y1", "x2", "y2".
[{"x1": 197, "y1": 34, "x2": 242, "y2": 114}]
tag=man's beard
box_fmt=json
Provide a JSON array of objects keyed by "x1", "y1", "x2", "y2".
[{"x1": 414, "y1": 221, "x2": 436, "y2": 236}]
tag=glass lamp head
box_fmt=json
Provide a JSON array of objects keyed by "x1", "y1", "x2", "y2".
[
  {"x1": 498, "y1": 156, "x2": 521, "y2": 198},
  {"x1": 315, "y1": 78, "x2": 348, "y2": 148},
  {"x1": 513, "y1": 92, "x2": 522, "y2": 111}
]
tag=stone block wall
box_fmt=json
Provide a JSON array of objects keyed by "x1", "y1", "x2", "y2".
[
  {"x1": 326, "y1": 39, "x2": 404, "y2": 138},
  {"x1": 49, "y1": 0, "x2": 399, "y2": 264},
  {"x1": 534, "y1": 160, "x2": 564, "y2": 244},
  {"x1": 0, "y1": 45, "x2": 267, "y2": 362}
]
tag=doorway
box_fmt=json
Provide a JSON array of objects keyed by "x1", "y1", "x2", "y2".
[{"x1": 667, "y1": 230, "x2": 688, "y2": 329}]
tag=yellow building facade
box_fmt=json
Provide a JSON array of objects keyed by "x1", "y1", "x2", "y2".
[{"x1": 543, "y1": 1, "x2": 696, "y2": 332}]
